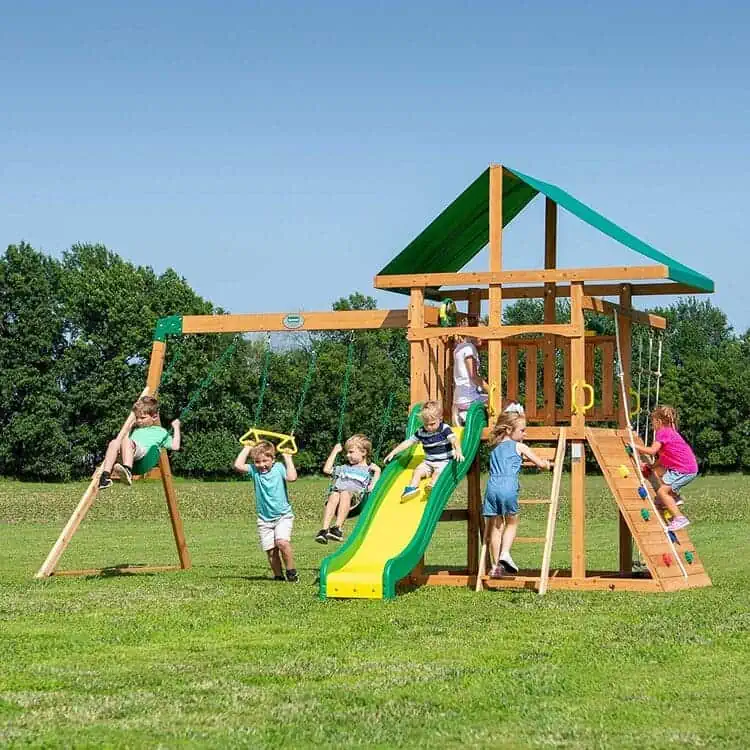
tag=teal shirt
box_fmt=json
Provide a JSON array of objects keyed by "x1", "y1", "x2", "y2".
[
  {"x1": 247, "y1": 462, "x2": 292, "y2": 521},
  {"x1": 130, "y1": 425, "x2": 173, "y2": 451}
]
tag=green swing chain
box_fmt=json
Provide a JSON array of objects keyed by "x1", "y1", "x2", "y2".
[
  {"x1": 373, "y1": 392, "x2": 395, "y2": 463},
  {"x1": 335, "y1": 332, "x2": 356, "y2": 445},
  {"x1": 290, "y1": 349, "x2": 317, "y2": 436},
  {"x1": 252, "y1": 333, "x2": 273, "y2": 427},
  {"x1": 157, "y1": 341, "x2": 182, "y2": 391},
  {"x1": 178, "y1": 336, "x2": 240, "y2": 421}
]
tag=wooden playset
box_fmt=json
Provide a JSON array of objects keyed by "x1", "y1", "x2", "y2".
[{"x1": 37, "y1": 163, "x2": 714, "y2": 594}]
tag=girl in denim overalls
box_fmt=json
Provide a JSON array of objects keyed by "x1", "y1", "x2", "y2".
[{"x1": 484, "y1": 412, "x2": 551, "y2": 578}]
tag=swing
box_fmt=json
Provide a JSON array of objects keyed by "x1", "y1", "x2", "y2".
[
  {"x1": 132, "y1": 337, "x2": 240, "y2": 476},
  {"x1": 238, "y1": 334, "x2": 317, "y2": 454}
]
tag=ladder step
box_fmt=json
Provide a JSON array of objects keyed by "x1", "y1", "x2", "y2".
[
  {"x1": 519, "y1": 499, "x2": 551, "y2": 505},
  {"x1": 515, "y1": 537, "x2": 546, "y2": 544}
]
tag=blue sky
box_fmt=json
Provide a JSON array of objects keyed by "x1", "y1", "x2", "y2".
[{"x1": 3, "y1": 1, "x2": 748, "y2": 331}]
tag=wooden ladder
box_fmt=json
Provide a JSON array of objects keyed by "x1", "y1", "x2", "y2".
[{"x1": 476, "y1": 429, "x2": 566, "y2": 593}]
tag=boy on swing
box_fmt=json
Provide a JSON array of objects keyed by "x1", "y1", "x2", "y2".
[
  {"x1": 316, "y1": 434, "x2": 381, "y2": 544},
  {"x1": 98, "y1": 395, "x2": 181, "y2": 489}
]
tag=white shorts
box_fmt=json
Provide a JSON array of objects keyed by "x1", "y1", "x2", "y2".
[
  {"x1": 130, "y1": 440, "x2": 149, "y2": 460},
  {"x1": 256, "y1": 513, "x2": 294, "y2": 551},
  {"x1": 416, "y1": 459, "x2": 450, "y2": 479}
]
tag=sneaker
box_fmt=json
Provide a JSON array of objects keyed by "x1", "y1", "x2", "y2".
[
  {"x1": 327, "y1": 526, "x2": 344, "y2": 542},
  {"x1": 489, "y1": 565, "x2": 504, "y2": 580},
  {"x1": 499, "y1": 554, "x2": 519, "y2": 575},
  {"x1": 315, "y1": 529, "x2": 329, "y2": 544},
  {"x1": 98, "y1": 475, "x2": 113, "y2": 490},
  {"x1": 113, "y1": 463, "x2": 133, "y2": 486},
  {"x1": 675, "y1": 498, "x2": 684, "y2": 507},
  {"x1": 667, "y1": 516, "x2": 690, "y2": 532},
  {"x1": 285, "y1": 569, "x2": 299, "y2": 583},
  {"x1": 401, "y1": 486, "x2": 419, "y2": 501}
]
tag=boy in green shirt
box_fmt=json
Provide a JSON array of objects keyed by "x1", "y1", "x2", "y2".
[{"x1": 98, "y1": 395, "x2": 181, "y2": 489}]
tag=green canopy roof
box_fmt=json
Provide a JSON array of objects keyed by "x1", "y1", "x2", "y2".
[{"x1": 378, "y1": 166, "x2": 714, "y2": 293}]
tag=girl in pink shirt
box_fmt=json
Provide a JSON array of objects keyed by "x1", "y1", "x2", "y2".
[{"x1": 634, "y1": 406, "x2": 697, "y2": 532}]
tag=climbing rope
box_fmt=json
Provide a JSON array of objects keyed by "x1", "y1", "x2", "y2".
[
  {"x1": 635, "y1": 334, "x2": 643, "y2": 436},
  {"x1": 613, "y1": 311, "x2": 688, "y2": 579},
  {"x1": 179, "y1": 336, "x2": 240, "y2": 421},
  {"x1": 644, "y1": 331, "x2": 655, "y2": 443}
]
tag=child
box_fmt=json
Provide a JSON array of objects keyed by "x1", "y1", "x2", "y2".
[
  {"x1": 316, "y1": 435, "x2": 382, "y2": 544},
  {"x1": 233, "y1": 440, "x2": 299, "y2": 582},
  {"x1": 384, "y1": 400, "x2": 464, "y2": 500},
  {"x1": 98, "y1": 395, "x2": 181, "y2": 489},
  {"x1": 633, "y1": 406, "x2": 697, "y2": 532},
  {"x1": 483, "y1": 411, "x2": 551, "y2": 577},
  {"x1": 452, "y1": 327, "x2": 489, "y2": 426}
]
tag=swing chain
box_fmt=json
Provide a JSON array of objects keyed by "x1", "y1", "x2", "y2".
[
  {"x1": 253, "y1": 333, "x2": 273, "y2": 427},
  {"x1": 335, "y1": 331, "x2": 356, "y2": 445},
  {"x1": 373, "y1": 392, "x2": 395, "y2": 464},
  {"x1": 179, "y1": 336, "x2": 240, "y2": 421},
  {"x1": 290, "y1": 349, "x2": 317, "y2": 436}
]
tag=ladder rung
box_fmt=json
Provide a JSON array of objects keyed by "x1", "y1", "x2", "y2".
[
  {"x1": 515, "y1": 537, "x2": 546, "y2": 544},
  {"x1": 519, "y1": 499, "x2": 551, "y2": 505}
]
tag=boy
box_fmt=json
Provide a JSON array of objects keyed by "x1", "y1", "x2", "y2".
[
  {"x1": 233, "y1": 440, "x2": 299, "y2": 582},
  {"x1": 98, "y1": 395, "x2": 181, "y2": 489},
  {"x1": 384, "y1": 400, "x2": 464, "y2": 500},
  {"x1": 452, "y1": 323, "x2": 489, "y2": 426}
]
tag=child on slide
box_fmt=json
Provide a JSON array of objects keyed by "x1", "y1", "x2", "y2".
[
  {"x1": 316, "y1": 434, "x2": 381, "y2": 544},
  {"x1": 384, "y1": 401, "x2": 464, "y2": 500},
  {"x1": 98, "y1": 395, "x2": 181, "y2": 489}
]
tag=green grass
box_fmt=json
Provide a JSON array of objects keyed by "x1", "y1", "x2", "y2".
[{"x1": 1, "y1": 473, "x2": 750, "y2": 748}]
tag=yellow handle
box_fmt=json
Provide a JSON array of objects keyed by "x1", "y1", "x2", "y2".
[
  {"x1": 488, "y1": 384, "x2": 497, "y2": 418},
  {"x1": 239, "y1": 428, "x2": 299, "y2": 455},
  {"x1": 629, "y1": 387, "x2": 641, "y2": 419},
  {"x1": 572, "y1": 381, "x2": 595, "y2": 415}
]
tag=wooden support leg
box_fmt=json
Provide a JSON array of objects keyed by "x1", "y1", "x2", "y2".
[
  {"x1": 619, "y1": 513, "x2": 633, "y2": 576},
  {"x1": 35, "y1": 472, "x2": 102, "y2": 578},
  {"x1": 159, "y1": 450, "x2": 191, "y2": 570},
  {"x1": 467, "y1": 456, "x2": 481, "y2": 574},
  {"x1": 475, "y1": 519, "x2": 492, "y2": 592}
]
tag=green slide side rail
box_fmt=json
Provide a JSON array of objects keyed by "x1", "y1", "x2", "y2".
[
  {"x1": 318, "y1": 404, "x2": 424, "y2": 600},
  {"x1": 318, "y1": 401, "x2": 487, "y2": 600}
]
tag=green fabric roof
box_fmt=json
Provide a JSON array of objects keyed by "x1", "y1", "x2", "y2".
[{"x1": 378, "y1": 166, "x2": 714, "y2": 293}]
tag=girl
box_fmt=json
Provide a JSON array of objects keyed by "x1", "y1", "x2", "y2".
[
  {"x1": 316, "y1": 434, "x2": 381, "y2": 544},
  {"x1": 483, "y1": 411, "x2": 551, "y2": 578},
  {"x1": 634, "y1": 406, "x2": 697, "y2": 532}
]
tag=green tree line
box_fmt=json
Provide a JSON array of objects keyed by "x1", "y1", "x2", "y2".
[{"x1": 1, "y1": 242, "x2": 748, "y2": 480}]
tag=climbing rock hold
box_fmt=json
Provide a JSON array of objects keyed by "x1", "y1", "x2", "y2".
[
  {"x1": 618, "y1": 465, "x2": 630, "y2": 478},
  {"x1": 640, "y1": 508, "x2": 650, "y2": 521}
]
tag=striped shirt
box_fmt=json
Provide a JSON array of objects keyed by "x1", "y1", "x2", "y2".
[
  {"x1": 416, "y1": 423, "x2": 455, "y2": 462},
  {"x1": 332, "y1": 464, "x2": 371, "y2": 493}
]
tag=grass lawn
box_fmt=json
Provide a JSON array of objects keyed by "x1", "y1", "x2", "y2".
[{"x1": 1, "y1": 472, "x2": 749, "y2": 748}]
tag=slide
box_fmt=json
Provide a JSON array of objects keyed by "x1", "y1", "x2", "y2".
[{"x1": 319, "y1": 401, "x2": 487, "y2": 600}]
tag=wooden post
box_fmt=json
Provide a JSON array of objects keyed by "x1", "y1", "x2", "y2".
[
  {"x1": 466, "y1": 288, "x2": 482, "y2": 573},
  {"x1": 147, "y1": 340, "x2": 167, "y2": 394},
  {"x1": 35, "y1": 387, "x2": 150, "y2": 578},
  {"x1": 409, "y1": 288, "x2": 426, "y2": 407},
  {"x1": 159, "y1": 450, "x2": 192, "y2": 570},
  {"x1": 543, "y1": 198, "x2": 557, "y2": 424},
  {"x1": 570, "y1": 282, "x2": 586, "y2": 578},
  {"x1": 618, "y1": 284, "x2": 634, "y2": 575},
  {"x1": 488, "y1": 165, "x2": 503, "y2": 421}
]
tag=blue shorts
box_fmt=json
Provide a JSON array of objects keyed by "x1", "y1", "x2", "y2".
[
  {"x1": 662, "y1": 470, "x2": 697, "y2": 494},
  {"x1": 483, "y1": 481, "x2": 519, "y2": 517}
]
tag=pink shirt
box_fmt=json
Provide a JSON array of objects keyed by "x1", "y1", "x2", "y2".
[{"x1": 655, "y1": 427, "x2": 698, "y2": 474}]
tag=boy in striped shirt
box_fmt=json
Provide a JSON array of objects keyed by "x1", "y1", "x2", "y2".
[{"x1": 384, "y1": 401, "x2": 464, "y2": 500}]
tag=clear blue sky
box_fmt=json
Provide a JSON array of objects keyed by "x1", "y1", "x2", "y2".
[{"x1": 3, "y1": 1, "x2": 748, "y2": 331}]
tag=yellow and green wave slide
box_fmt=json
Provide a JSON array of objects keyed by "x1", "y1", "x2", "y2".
[{"x1": 319, "y1": 401, "x2": 487, "y2": 599}]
